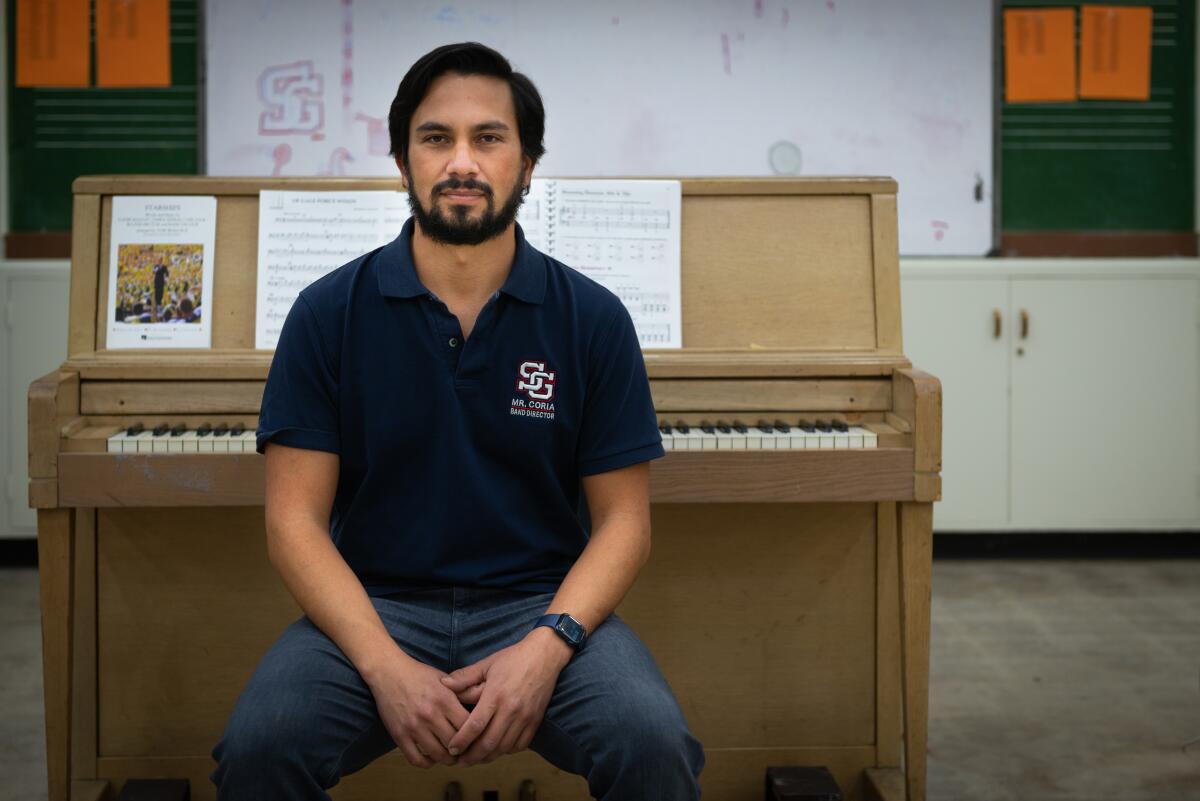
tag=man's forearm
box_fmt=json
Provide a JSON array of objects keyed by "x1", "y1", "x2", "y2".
[
  {"x1": 542, "y1": 514, "x2": 651, "y2": 635},
  {"x1": 267, "y1": 520, "x2": 411, "y2": 684}
]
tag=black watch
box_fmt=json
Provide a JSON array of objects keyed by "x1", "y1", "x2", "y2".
[{"x1": 534, "y1": 612, "x2": 587, "y2": 651}]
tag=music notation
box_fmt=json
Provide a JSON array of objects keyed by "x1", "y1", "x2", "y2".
[
  {"x1": 255, "y1": 190, "x2": 409, "y2": 349},
  {"x1": 520, "y1": 180, "x2": 682, "y2": 348},
  {"x1": 558, "y1": 202, "x2": 671, "y2": 233}
]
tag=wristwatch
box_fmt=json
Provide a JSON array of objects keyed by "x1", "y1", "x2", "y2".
[{"x1": 534, "y1": 612, "x2": 588, "y2": 652}]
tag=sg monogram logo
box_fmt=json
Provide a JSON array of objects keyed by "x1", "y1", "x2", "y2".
[{"x1": 516, "y1": 361, "x2": 556, "y2": 401}]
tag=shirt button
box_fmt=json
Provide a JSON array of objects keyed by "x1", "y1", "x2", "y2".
[{"x1": 448, "y1": 337, "x2": 458, "y2": 348}]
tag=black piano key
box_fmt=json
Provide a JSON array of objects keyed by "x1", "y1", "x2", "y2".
[
  {"x1": 152, "y1": 423, "x2": 169, "y2": 437},
  {"x1": 757, "y1": 419, "x2": 775, "y2": 433},
  {"x1": 699, "y1": 420, "x2": 716, "y2": 434},
  {"x1": 773, "y1": 419, "x2": 792, "y2": 433},
  {"x1": 196, "y1": 423, "x2": 212, "y2": 437},
  {"x1": 674, "y1": 420, "x2": 691, "y2": 434},
  {"x1": 732, "y1": 420, "x2": 749, "y2": 434},
  {"x1": 833, "y1": 420, "x2": 849, "y2": 432},
  {"x1": 815, "y1": 419, "x2": 832, "y2": 432},
  {"x1": 799, "y1": 420, "x2": 816, "y2": 432},
  {"x1": 213, "y1": 423, "x2": 230, "y2": 437},
  {"x1": 715, "y1": 420, "x2": 732, "y2": 434},
  {"x1": 170, "y1": 423, "x2": 187, "y2": 437},
  {"x1": 231, "y1": 422, "x2": 246, "y2": 436},
  {"x1": 659, "y1": 421, "x2": 673, "y2": 435},
  {"x1": 125, "y1": 422, "x2": 144, "y2": 436}
]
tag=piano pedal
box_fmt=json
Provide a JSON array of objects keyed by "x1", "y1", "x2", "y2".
[
  {"x1": 444, "y1": 781, "x2": 463, "y2": 801},
  {"x1": 765, "y1": 765, "x2": 842, "y2": 801},
  {"x1": 519, "y1": 779, "x2": 537, "y2": 801},
  {"x1": 115, "y1": 778, "x2": 189, "y2": 801}
]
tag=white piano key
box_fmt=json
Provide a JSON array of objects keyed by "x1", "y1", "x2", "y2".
[
  {"x1": 178, "y1": 431, "x2": 200, "y2": 453},
  {"x1": 107, "y1": 431, "x2": 133, "y2": 453},
  {"x1": 135, "y1": 432, "x2": 158, "y2": 453},
  {"x1": 197, "y1": 434, "x2": 215, "y2": 453},
  {"x1": 166, "y1": 432, "x2": 187, "y2": 453},
  {"x1": 211, "y1": 433, "x2": 232, "y2": 453},
  {"x1": 151, "y1": 433, "x2": 172, "y2": 453},
  {"x1": 659, "y1": 430, "x2": 673, "y2": 451},
  {"x1": 237, "y1": 431, "x2": 258, "y2": 452},
  {"x1": 847, "y1": 427, "x2": 866, "y2": 448}
]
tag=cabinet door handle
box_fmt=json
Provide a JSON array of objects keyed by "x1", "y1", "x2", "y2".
[
  {"x1": 1020, "y1": 309, "x2": 1030, "y2": 339},
  {"x1": 993, "y1": 309, "x2": 1002, "y2": 339}
]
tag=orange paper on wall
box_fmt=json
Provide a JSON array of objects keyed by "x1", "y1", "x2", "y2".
[
  {"x1": 96, "y1": 0, "x2": 172, "y2": 88},
  {"x1": 1003, "y1": 8, "x2": 1077, "y2": 103},
  {"x1": 15, "y1": 0, "x2": 90, "y2": 87},
  {"x1": 1079, "y1": 5, "x2": 1152, "y2": 100}
]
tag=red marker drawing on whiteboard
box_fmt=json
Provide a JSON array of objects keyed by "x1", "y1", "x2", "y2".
[
  {"x1": 931, "y1": 220, "x2": 949, "y2": 242},
  {"x1": 271, "y1": 144, "x2": 292, "y2": 176}
]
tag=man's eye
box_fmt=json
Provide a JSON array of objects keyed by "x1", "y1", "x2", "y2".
[
  {"x1": 479, "y1": 134, "x2": 500, "y2": 144},
  {"x1": 425, "y1": 135, "x2": 447, "y2": 144}
]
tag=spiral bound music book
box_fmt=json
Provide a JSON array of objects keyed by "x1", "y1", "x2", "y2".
[{"x1": 519, "y1": 179, "x2": 683, "y2": 348}]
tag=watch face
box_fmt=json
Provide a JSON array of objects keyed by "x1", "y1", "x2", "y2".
[{"x1": 557, "y1": 615, "x2": 586, "y2": 644}]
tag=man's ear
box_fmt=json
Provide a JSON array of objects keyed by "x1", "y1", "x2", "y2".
[
  {"x1": 522, "y1": 155, "x2": 535, "y2": 192},
  {"x1": 394, "y1": 156, "x2": 408, "y2": 190}
]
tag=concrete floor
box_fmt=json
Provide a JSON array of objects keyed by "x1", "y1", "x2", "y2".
[{"x1": 2, "y1": 560, "x2": 1199, "y2": 801}]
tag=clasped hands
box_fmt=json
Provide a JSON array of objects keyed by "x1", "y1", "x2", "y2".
[{"x1": 368, "y1": 628, "x2": 573, "y2": 768}]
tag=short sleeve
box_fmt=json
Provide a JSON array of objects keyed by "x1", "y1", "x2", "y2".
[
  {"x1": 256, "y1": 295, "x2": 340, "y2": 455},
  {"x1": 577, "y1": 305, "x2": 665, "y2": 476}
]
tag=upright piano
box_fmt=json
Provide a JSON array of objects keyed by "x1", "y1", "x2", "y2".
[{"x1": 30, "y1": 175, "x2": 941, "y2": 801}]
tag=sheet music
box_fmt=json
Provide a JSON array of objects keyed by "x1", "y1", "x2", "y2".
[
  {"x1": 107, "y1": 196, "x2": 217, "y2": 349},
  {"x1": 256, "y1": 190, "x2": 408, "y2": 349},
  {"x1": 519, "y1": 179, "x2": 682, "y2": 348}
]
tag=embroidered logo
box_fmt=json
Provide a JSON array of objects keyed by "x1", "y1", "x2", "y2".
[{"x1": 512, "y1": 360, "x2": 557, "y2": 420}]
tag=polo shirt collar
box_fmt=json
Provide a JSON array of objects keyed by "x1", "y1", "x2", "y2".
[{"x1": 377, "y1": 217, "x2": 546, "y2": 304}]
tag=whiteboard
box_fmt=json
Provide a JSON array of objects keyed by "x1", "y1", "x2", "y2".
[{"x1": 205, "y1": 0, "x2": 993, "y2": 255}]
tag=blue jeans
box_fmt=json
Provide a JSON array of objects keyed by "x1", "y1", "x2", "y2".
[{"x1": 210, "y1": 587, "x2": 704, "y2": 800}]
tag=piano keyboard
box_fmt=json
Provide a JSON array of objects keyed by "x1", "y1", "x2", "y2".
[
  {"x1": 106, "y1": 422, "x2": 258, "y2": 453},
  {"x1": 659, "y1": 419, "x2": 878, "y2": 450}
]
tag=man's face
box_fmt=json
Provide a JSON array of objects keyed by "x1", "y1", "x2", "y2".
[{"x1": 399, "y1": 72, "x2": 532, "y2": 246}]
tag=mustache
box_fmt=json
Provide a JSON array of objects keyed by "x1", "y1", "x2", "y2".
[{"x1": 433, "y1": 178, "x2": 493, "y2": 198}]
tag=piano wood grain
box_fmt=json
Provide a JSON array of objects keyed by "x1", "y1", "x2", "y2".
[{"x1": 58, "y1": 449, "x2": 915, "y2": 507}]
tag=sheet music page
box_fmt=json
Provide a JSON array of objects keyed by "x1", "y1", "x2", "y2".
[
  {"x1": 516, "y1": 180, "x2": 551, "y2": 253},
  {"x1": 256, "y1": 190, "x2": 408, "y2": 349},
  {"x1": 106, "y1": 195, "x2": 217, "y2": 349},
  {"x1": 520, "y1": 179, "x2": 682, "y2": 348}
]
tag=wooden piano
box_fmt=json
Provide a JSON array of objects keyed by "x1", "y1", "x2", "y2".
[{"x1": 30, "y1": 176, "x2": 941, "y2": 801}]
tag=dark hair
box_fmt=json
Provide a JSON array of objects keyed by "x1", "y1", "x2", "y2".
[{"x1": 388, "y1": 42, "x2": 545, "y2": 166}]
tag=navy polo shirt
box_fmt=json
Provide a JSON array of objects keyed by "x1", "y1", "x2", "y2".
[{"x1": 257, "y1": 218, "x2": 664, "y2": 595}]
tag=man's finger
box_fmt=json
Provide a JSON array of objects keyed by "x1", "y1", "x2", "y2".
[
  {"x1": 512, "y1": 722, "x2": 537, "y2": 754},
  {"x1": 414, "y1": 727, "x2": 456, "y2": 766},
  {"x1": 398, "y1": 736, "x2": 433, "y2": 769},
  {"x1": 447, "y1": 701, "x2": 497, "y2": 756},
  {"x1": 497, "y1": 714, "x2": 524, "y2": 756},
  {"x1": 462, "y1": 713, "x2": 513, "y2": 766},
  {"x1": 455, "y1": 682, "x2": 486, "y2": 706},
  {"x1": 442, "y1": 694, "x2": 471, "y2": 730},
  {"x1": 441, "y1": 660, "x2": 487, "y2": 691},
  {"x1": 431, "y1": 714, "x2": 462, "y2": 755}
]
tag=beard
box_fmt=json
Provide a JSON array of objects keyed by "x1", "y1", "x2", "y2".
[{"x1": 406, "y1": 164, "x2": 526, "y2": 246}]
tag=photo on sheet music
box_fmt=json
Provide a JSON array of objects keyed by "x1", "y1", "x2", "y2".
[{"x1": 106, "y1": 196, "x2": 217, "y2": 349}]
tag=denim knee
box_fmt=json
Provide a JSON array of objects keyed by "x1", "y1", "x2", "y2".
[{"x1": 209, "y1": 689, "x2": 336, "y2": 799}]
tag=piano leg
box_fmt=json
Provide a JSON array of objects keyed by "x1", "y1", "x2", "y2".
[
  {"x1": 37, "y1": 508, "x2": 75, "y2": 801},
  {"x1": 898, "y1": 502, "x2": 933, "y2": 801}
]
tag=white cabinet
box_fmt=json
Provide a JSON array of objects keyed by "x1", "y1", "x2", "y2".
[
  {"x1": 901, "y1": 260, "x2": 1200, "y2": 531},
  {"x1": 1, "y1": 261, "x2": 71, "y2": 538}
]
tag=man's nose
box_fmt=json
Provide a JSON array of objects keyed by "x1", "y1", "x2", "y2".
[{"x1": 447, "y1": 142, "x2": 480, "y2": 176}]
